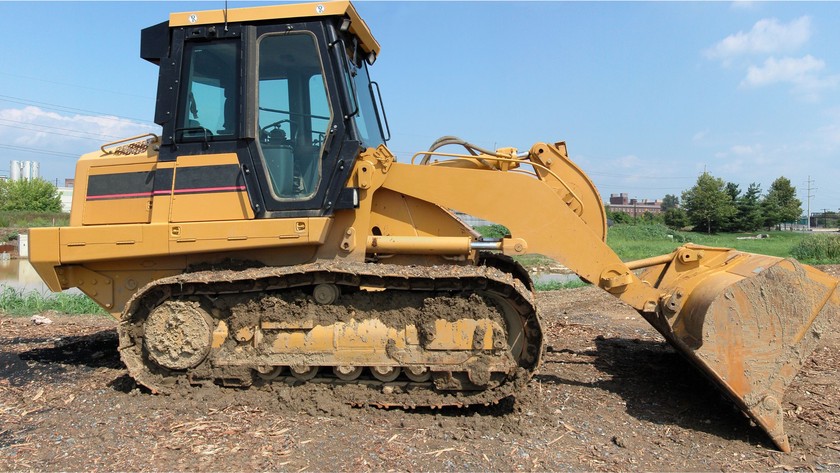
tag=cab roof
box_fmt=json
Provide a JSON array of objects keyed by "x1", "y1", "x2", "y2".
[{"x1": 170, "y1": 1, "x2": 380, "y2": 58}]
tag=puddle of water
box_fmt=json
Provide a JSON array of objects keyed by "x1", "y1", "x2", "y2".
[{"x1": 0, "y1": 259, "x2": 79, "y2": 294}]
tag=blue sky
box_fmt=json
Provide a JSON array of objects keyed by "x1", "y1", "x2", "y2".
[{"x1": 1, "y1": 1, "x2": 839, "y2": 214}]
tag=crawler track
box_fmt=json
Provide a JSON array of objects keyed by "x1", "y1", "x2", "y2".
[{"x1": 117, "y1": 262, "x2": 543, "y2": 407}]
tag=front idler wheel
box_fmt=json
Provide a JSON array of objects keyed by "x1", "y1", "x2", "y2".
[{"x1": 143, "y1": 299, "x2": 213, "y2": 371}]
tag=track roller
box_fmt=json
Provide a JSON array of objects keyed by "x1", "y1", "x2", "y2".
[
  {"x1": 256, "y1": 366, "x2": 284, "y2": 380},
  {"x1": 291, "y1": 365, "x2": 319, "y2": 380},
  {"x1": 404, "y1": 366, "x2": 432, "y2": 382},
  {"x1": 312, "y1": 283, "x2": 341, "y2": 305},
  {"x1": 371, "y1": 366, "x2": 401, "y2": 382},
  {"x1": 333, "y1": 366, "x2": 363, "y2": 381}
]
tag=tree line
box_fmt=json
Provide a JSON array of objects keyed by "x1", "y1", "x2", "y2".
[
  {"x1": 0, "y1": 178, "x2": 63, "y2": 212},
  {"x1": 608, "y1": 172, "x2": 803, "y2": 234}
]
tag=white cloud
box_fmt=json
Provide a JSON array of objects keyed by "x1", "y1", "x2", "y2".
[
  {"x1": 719, "y1": 158, "x2": 745, "y2": 175},
  {"x1": 714, "y1": 143, "x2": 764, "y2": 160},
  {"x1": 705, "y1": 16, "x2": 811, "y2": 62},
  {"x1": 742, "y1": 55, "x2": 824, "y2": 87},
  {"x1": 0, "y1": 106, "x2": 156, "y2": 146},
  {"x1": 0, "y1": 106, "x2": 159, "y2": 179},
  {"x1": 740, "y1": 55, "x2": 840, "y2": 99},
  {"x1": 704, "y1": 17, "x2": 838, "y2": 101},
  {"x1": 615, "y1": 154, "x2": 641, "y2": 169},
  {"x1": 730, "y1": 144, "x2": 757, "y2": 155}
]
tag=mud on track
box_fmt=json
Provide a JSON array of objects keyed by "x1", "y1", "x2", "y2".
[{"x1": 1, "y1": 282, "x2": 839, "y2": 471}]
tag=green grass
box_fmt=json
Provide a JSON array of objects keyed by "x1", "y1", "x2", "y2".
[
  {"x1": 0, "y1": 211, "x2": 69, "y2": 242},
  {"x1": 680, "y1": 231, "x2": 803, "y2": 258},
  {"x1": 606, "y1": 223, "x2": 811, "y2": 261},
  {"x1": 534, "y1": 279, "x2": 589, "y2": 291},
  {"x1": 0, "y1": 285, "x2": 106, "y2": 316},
  {"x1": 512, "y1": 254, "x2": 556, "y2": 268},
  {"x1": 606, "y1": 224, "x2": 690, "y2": 261},
  {"x1": 473, "y1": 224, "x2": 509, "y2": 239},
  {"x1": 0, "y1": 210, "x2": 69, "y2": 228},
  {"x1": 790, "y1": 234, "x2": 840, "y2": 263}
]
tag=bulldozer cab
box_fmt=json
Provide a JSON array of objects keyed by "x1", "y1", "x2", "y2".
[{"x1": 140, "y1": 2, "x2": 386, "y2": 216}]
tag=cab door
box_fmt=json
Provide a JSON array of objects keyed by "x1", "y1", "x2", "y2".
[{"x1": 246, "y1": 22, "x2": 358, "y2": 217}]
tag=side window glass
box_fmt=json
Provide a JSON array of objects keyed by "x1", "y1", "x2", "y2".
[
  {"x1": 178, "y1": 41, "x2": 238, "y2": 140},
  {"x1": 257, "y1": 33, "x2": 332, "y2": 200},
  {"x1": 309, "y1": 75, "x2": 330, "y2": 149},
  {"x1": 352, "y1": 63, "x2": 385, "y2": 148}
]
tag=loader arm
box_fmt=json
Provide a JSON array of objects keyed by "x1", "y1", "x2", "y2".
[
  {"x1": 367, "y1": 142, "x2": 840, "y2": 452},
  {"x1": 379, "y1": 147, "x2": 662, "y2": 313}
]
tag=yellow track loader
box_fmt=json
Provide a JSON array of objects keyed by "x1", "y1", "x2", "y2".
[{"x1": 28, "y1": 2, "x2": 838, "y2": 452}]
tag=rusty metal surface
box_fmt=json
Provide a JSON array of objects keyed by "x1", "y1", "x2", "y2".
[{"x1": 639, "y1": 254, "x2": 840, "y2": 452}]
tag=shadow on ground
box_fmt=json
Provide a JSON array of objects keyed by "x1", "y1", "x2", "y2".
[
  {"x1": 18, "y1": 330, "x2": 120, "y2": 368},
  {"x1": 538, "y1": 335, "x2": 774, "y2": 449},
  {"x1": 1, "y1": 330, "x2": 122, "y2": 388}
]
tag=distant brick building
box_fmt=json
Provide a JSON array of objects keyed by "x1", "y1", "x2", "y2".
[{"x1": 606, "y1": 193, "x2": 663, "y2": 216}]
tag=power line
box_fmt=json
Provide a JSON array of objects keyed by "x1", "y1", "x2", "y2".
[
  {"x1": 587, "y1": 171, "x2": 696, "y2": 179},
  {"x1": 0, "y1": 122, "x2": 107, "y2": 143},
  {"x1": 0, "y1": 71, "x2": 155, "y2": 100},
  {"x1": 805, "y1": 176, "x2": 816, "y2": 231},
  {"x1": 0, "y1": 143, "x2": 79, "y2": 158},
  {"x1": 596, "y1": 185, "x2": 686, "y2": 191},
  {"x1": 0, "y1": 119, "x2": 128, "y2": 142},
  {"x1": 0, "y1": 94, "x2": 155, "y2": 125}
]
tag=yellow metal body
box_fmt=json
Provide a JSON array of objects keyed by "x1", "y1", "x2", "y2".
[
  {"x1": 30, "y1": 137, "x2": 839, "y2": 451},
  {"x1": 26, "y1": 1, "x2": 840, "y2": 452},
  {"x1": 29, "y1": 141, "x2": 331, "y2": 314},
  {"x1": 169, "y1": 1, "x2": 380, "y2": 58}
]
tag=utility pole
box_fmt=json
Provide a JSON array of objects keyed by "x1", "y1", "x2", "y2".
[{"x1": 805, "y1": 176, "x2": 816, "y2": 231}]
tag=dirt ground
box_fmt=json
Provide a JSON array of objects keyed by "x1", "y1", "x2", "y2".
[{"x1": 2, "y1": 273, "x2": 839, "y2": 471}]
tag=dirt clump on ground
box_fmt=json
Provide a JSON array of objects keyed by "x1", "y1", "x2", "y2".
[{"x1": 2, "y1": 276, "x2": 839, "y2": 471}]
